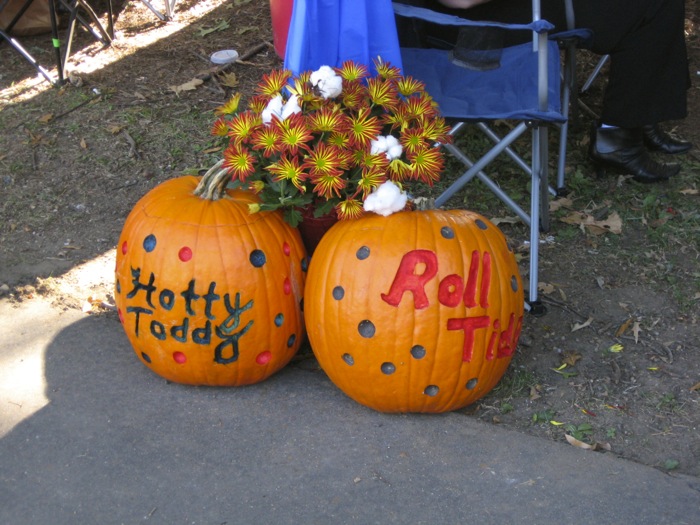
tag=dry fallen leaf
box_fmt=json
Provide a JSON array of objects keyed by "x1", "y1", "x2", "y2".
[
  {"x1": 571, "y1": 317, "x2": 593, "y2": 332},
  {"x1": 38, "y1": 113, "x2": 54, "y2": 123},
  {"x1": 549, "y1": 196, "x2": 573, "y2": 212},
  {"x1": 169, "y1": 78, "x2": 204, "y2": 95},
  {"x1": 679, "y1": 188, "x2": 698, "y2": 195},
  {"x1": 219, "y1": 71, "x2": 238, "y2": 88},
  {"x1": 562, "y1": 350, "x2": 582, "y2": 366},
  {"x1": 565, "y1": 434, "x2": 612, "y2": 451},
  {"x1": 538, "y1": 282, "x2": 556, "y2": 295},
  {"x1": 632, "y1": 321, "x2": 641, "y2": 343},
  {"x1": 106, "y1": 124, "x2": 124, "y2": 134},
  {"x1": 690, "y1": 382, "x2": 700, "y2": 392},
  {"x1": 615, "y1": 317, "x2": 633, "y2": 337},
  {"x1": 80, "y1": 138, "x2": 88, "y2": 149},
  {"x1": 560, "y1": 210, "x2": 623, "y2": 235}
]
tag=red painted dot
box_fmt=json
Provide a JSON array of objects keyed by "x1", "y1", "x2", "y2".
[
  {"x1": 121, "y1": 241, "x2": 128, "y2": 254},
  {"x1": 282, "y1": 242, "x2": 291, "y2": 256},
  {"x1": 117, "y1": 308, "x2": 124, "y2": 324},
  {"x1": 256, "y1": 351, "x2": 272, "y2": 365},
  {"x1": 173, "y1": 351, "x2": 187, "y2": 364},
  {"x1": 283, "y1": 277, "x2": 292, "y2": 295},
  {"x1": 178, "y1": 246, "x2": 193, "y2": 262}
]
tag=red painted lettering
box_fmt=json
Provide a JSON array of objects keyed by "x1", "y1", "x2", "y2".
[
  {"x1": 447, "y1": 316, "x2": 490, "y2": 362},
  {"x1": 381, "y1": 250, "x2": 438, "y2": 309}
]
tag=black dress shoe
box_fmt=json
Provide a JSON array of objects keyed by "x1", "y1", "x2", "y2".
[
  {"x1": 642, "y1": 124, "x2": 692, "y2": 154},
  {"x1": 589, "y1": 126, "x2": 680, "y2": 183}
]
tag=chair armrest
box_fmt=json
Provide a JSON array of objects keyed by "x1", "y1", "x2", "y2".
[{"x1": 392, "y1": 2, "x2": 555, "y2": 33}]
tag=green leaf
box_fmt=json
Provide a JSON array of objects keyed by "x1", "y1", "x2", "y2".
[{"x1": 664, "y1": 459, "x2": 679, "y2": 471}]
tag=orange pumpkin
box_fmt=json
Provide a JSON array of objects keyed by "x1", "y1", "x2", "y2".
[
  {"x1": 114, "y1": 175, "x2": 307, "y2": 386},
  {"x1": 304, "y1": 209, "x2": 523, "y2": 413}
]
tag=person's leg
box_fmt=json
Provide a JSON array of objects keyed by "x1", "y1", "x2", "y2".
[{"x1": 573, "y1": 0, "x2": 690, "y2": 128}]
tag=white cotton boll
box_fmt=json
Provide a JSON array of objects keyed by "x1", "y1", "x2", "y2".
[
  {"x1": 363, "y1": 181, "x2": 408, "y2": 217},
  {"x1": 281, "y1": 94, "x2": 301, "y2": 119},
  {"x1": 310, "y1": 65, "x2": 343, "y2": 99},
  {"x1": 262, "y1": 95, "x2": 283, "y2": 124},
  {"x1": 370, "y1": 136, "x2": 388, "y2": 155},
  {"x1": 321, "y1": 74, "x2": 343, "y2": 99},
  {"x1": 386, "y1": 142, "x2": 403, "y2": 160}
]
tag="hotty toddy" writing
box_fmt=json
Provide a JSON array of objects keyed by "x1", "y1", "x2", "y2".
[{"x1": 121, "y1": 267, "x2": 253, "y2": 364}]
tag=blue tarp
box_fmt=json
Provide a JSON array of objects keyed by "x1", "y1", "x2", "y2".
[{"x1": 284, "y1": 0, "x2": 404, "y2": 74}]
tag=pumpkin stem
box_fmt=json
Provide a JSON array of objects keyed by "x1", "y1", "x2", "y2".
[{"x1": 193, "y1": 159, "x2": 231, "y2": 200}]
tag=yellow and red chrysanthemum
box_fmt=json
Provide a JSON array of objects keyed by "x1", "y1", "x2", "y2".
[
  {"x1": 210, "y1": 59, "x2": 448, "y2": 224},
  {"x1": 265, "y1": 155, "x2": 307, "y2": 192},
  {"x1": 335, "y1": 198, "x2": 365, "y2": 220},
  {"x1": 255, "y1": 69, "x2": 292, "y2": 97},
  {"x1": 223, "y1": 144, "x2": 256, "y2": 182}
]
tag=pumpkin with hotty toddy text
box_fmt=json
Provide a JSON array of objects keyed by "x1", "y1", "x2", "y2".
[
  {"x1": 114, "y1": 173, "x2": 307, "y2": 386},
  {"x1": 304, "y1": 209, "x2": 524, "y2": 413}
]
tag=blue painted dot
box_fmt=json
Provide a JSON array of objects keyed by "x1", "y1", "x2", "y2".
[
  {"x1": 141, "y1": 352, "x2": 152, "y2": 364},
  {"x1": 511, "y1": 276, "x2": 519, "y2": 292},
  {"x1": 332, "y1": 286, "x2": 345, "y2": 300},
  {"x1": 287, "y1": 334, "x2": 296, "y2": 347},
  {"x1": 358, "y1": 320, "x2": 375, "y2": 338},
  {"x1": 441, "y1": 226, "x2": 455, "y2": 239},
  {"x1": 250, "y1": 249, "x2": 266, "y2": 267},
  {"x1": 116, "y1": 279, "x2": 121, "y2": 294},
  {"x1": 424, "y1": 385, "x2": 439, "y2": 396},
  {"x1": 475, "y1": 219, "x2": 488, "y2": 230},
  {"x1": 356, "y1": 246, "x2": 370, "y2": 260},
  {"x1": 143, "y1": 234, "x2": 157, "y2": 252},
  {"x1": 466, "y1": 378, "x2": 478, "y2": 390},
  {"x1": 381, "y1": 362, "x2": 396, "y2": 375},
  {"x1": 342, "y1": 353, "x2": 354, "y2": 365},
  {"x1": 411, "y1": 345, "x2": 426, "y2": 359},
  {"x1": 301, "y1": 257, "x2": 309, "y2": 272},
  {"x1": 274, "y1": 313, "x2": 284, "y2": 327}
]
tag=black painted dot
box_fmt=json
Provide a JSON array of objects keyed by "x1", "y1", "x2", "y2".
[
  {"x1": 287, "y1": 334, "x2": 296, "y2": 347},
  {"x1": 141, "y1": 352, "x2": 152, "y2": 364},
  {"x1": 342, "y1": 353, "x2": 354, "y2": 365},
  {"x1": 511, "y1": 275, "x2": 519, "y2": 292},
  {"x1": 424, "y1": 385, "x2": 439, "y2": 397},
  {"x1": 380, "y1": 362, "x2": 396, "y2": 375},
  {"x1": 332, "y1": 286, "x2": 345, "y2": 300},
  {"x1": 440, "y1": 226, "x2": 455, "y2": 239},
  {"x1": 358, "y1": 320, "x2": 375, "y2": 338},
  {"x1": 116, "y1": 279, "x2": 121, "y2": 294},
  {"x1": 475, "y1": 219, "x2": 488, "y2": 230},
  {"x1": 356, "y1": 246, "x2": 370, "y2": 260},
  {"x1": 466, "y1": 378, "x2": 478, "y2": 390},
  {"x1": 274, "y1": 313, "x2": 284, "y2": 327},
  {"x1": 250, "y1": 249, "x2": 266, "y2": 267},
  {"x1": 300, "y1": 298, "x2": 304, "y2": 312},
  {"x1": 143, "y1": 234, "x2": 157, "y2": 252},
  {"x1": 410, "y1": 345, "x2": 426, "y2": 359}
]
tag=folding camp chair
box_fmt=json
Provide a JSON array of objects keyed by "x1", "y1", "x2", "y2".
[
  {"x1": 0, "y1": 0, "x2": 63, "y2": 84},
  {"x1": 393, "y1": 1, "x2": 590, "y2": 313},
  {"x1": 138, "y1": 0, "x2": 177, "y2": 22},
  {"x1": 0, "y1": 0, "x2": 114, "y2": 85}
]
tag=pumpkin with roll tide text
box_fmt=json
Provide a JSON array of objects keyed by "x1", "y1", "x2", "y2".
[
  {"x1": 114, "y1": 173, "x2": 307, "y2": 386},
  {"x1": 304, "y1": 209, "x2": 524, "y2": 413}
]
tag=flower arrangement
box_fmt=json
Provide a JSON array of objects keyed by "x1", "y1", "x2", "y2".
[{"x1": 203, "y1": 58, "x2": 451, "y2": 226}]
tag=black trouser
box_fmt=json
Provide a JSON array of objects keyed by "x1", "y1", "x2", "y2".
[{"x1": 427, "y1": 0, "x2": 690, "y2": 128}]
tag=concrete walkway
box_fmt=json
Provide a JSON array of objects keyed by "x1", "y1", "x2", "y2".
[{"x1": 1, "y1": 297, "x2": 698, "y2": 525}]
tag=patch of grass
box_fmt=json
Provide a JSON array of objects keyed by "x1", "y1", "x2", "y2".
[{"x1": 490, "y1": 365, "x2": 539, "y2": 399}]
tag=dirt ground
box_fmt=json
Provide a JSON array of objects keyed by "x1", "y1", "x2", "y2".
[{"x1": 1, "y1": 0, "x2": 699, "y2": 476}]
